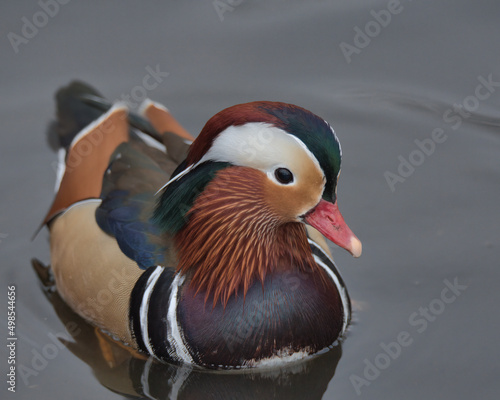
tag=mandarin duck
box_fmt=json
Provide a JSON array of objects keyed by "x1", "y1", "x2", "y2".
[{"x1": 42, "y1": 81, "x2": 361, "y2": 369}]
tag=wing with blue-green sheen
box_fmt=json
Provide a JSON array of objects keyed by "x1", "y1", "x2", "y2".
[{"x1": 95, "y1": 139, "x2": 177, "y2": 269}]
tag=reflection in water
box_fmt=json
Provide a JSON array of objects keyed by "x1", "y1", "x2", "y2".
[{"x1": 32, "y1": 259, "x2": 343, "y2": 400}]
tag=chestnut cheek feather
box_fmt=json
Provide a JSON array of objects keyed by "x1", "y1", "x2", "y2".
[{"x1": 174, "y1": 167, "x2": 323, "y2": 307}]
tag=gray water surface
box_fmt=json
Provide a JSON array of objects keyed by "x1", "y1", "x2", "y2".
[{"x1": 1, "y1": 1, "x2": 499, "y2": 399}]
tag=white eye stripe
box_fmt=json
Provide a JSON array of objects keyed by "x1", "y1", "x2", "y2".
[{"x1": 200, "y1": 122, "x2": 324, "y2": 181}]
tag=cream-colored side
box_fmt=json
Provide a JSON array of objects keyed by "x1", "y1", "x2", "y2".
[{"x1": 49, "y1": 201, "x2": 143, "y2": 346}]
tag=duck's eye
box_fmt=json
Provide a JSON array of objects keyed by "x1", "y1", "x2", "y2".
[{"x1": 274, "y1": 168, "x2": 294, "y2": 184}]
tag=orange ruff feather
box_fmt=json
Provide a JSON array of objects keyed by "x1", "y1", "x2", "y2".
[{"x1": 175, "y1": 167, "x2": 322, "y2": 307}]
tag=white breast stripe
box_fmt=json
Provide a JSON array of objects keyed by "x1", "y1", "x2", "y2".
[
  {"x1": 140, "y1": 266, "x2": 164, "y2": 357},
  {"x1": 167, "y1": 273, "x2": 193, "y2": 364},
  {"x1": 308, "y1": 239, "x2": 350, "y2": 335},
  {"x1": 313, "y1": 255, "x2": 350, "y2": 335}
]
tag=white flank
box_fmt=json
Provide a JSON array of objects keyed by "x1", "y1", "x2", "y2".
[
  {"x1": 140, "y1": 266, "x2": 165, "y2": 357},
  {"x1": 167, "y1": 273, "x2": 193, "y2": 364}
]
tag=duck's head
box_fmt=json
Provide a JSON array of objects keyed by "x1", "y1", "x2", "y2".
[
  {"x1": 156, "y1": 101, "x2": 361, "y2": 254},
  {"x1": 154, "y1": 101, "x2": 361, "y2": 303}
]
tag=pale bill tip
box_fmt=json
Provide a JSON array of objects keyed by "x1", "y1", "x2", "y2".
[{"x1": 350, "y1": 236, "x2": 362, "y2": 258}]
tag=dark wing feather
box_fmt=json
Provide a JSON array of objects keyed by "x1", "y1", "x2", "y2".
[
  {"x1": 46, "y1": 81, "x2": 105, "y2": 151},
  {"x1": 95, "y1": 140, "x2": 177, "y2": 269}
]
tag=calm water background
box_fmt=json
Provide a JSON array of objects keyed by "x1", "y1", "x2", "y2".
[{"x1": 1, "y1": 1, "x2": 499, "y2": 399}]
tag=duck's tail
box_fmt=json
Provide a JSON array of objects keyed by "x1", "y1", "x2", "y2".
[
  {"x1": 40, "y1": 81, "x2": 195, "y2": 229},
  {"x1": 42, "y1": 85, "x2": 131, "y2": 227},
  {"x1": 46, "y1": 80, "x2": 195, "y2": 151},
  {"x1": 46, "y1": 81, "x2": 106, "y2": 153}
]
